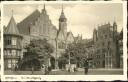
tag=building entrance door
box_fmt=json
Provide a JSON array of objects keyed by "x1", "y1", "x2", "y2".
[
  {"x1": 50, "y1": 57, "x2": 55, "y2": 69},
  {"x1": 103, "y1": 60, "x2": 105, "y2": 68}
]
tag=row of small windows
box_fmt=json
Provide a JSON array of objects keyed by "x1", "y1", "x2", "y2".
[
  {"x1": 94, "y1": 61, "x2": 100, "y2": 65},
  {"x1": 96, "y1": 33, "x2": 114, "y2": 41},
  {"x1": 4, "y1": 50, "x2": 21, "y2": 57},
  {"x1": 95, "y1": 55, "x2": 100, "y2": 58},
  {"x1": 4, "y1": 37, "x2": 17, "y2": 46},
  {"x1": 7, "y1": 59, "x2": 18, "y2": 69},
  {"x1": 105, "y1": 58, "x2": 112, "y2": 65}
]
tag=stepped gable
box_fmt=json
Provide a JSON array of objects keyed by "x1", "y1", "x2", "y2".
[
  {"x1": 4, "y1": 15, "x2": 20, "y2": 36},
  {"x1": 17, "y1": 9, "x2": 40, "y2": 35}
]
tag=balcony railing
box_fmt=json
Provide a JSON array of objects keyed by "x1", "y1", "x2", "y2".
[{"x1": 4, "y1": 55, "x2": 20, "y2": 59}]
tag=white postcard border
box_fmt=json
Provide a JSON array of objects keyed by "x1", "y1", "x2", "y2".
[{"x1": 1, "y1": 1, "x2": 127, "y2": 81}]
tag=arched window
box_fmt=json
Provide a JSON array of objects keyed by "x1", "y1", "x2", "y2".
[{"x1": 58, "y1": 42, "x2": 65, "y2": 49}]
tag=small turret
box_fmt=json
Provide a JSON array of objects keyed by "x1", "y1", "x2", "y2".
[
  {"x1": 4, "y1": 10, "x2": 23, "y2": 70},
  {"x1": 41, "y1": 4, "x2": 46, "y2": 14},
  {"x1": 59, "y1": 5, "x2": 67, "y2": 22},
  {"x1": 113, "y1": 21, "x2": 118, "y2": 41}
]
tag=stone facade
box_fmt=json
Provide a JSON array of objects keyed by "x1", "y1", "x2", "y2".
[
  {"x1": 93, "y1": 22, "x2": 120, "y2": 68},
  {"x1": 4, "y1": 6, "x2": 77, "y2": 70}
]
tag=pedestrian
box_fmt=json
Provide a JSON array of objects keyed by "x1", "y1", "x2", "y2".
[
  {"x1": 84, "y1": 59, "x2": 89, "y2": 74},
  {"x1": 41, "y1": 64, "x2": 45, "y2": 74},
  {"x1": 45, "y1": 65, "x2": 50, "y2": 75},
  {"x1": 15, "y1": 65, "x2": 18, "y2": 71},
  {"x1": 44, "y1": 65, "x2": 48, "y2": 75},
  {"x1": 48, "y1": 66, "x2": 51, "y2": 74},
  {"x1": 31, "y1": 67, "x2": 34, "y2": 75}
]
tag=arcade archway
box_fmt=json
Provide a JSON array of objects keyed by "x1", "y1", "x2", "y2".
[{"x1": 50, "y1": 56, "x2": 55, "y2": 69}]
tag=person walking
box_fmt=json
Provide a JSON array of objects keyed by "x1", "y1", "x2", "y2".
[
  {"x1": 48, "y1": 66, "x2": 51, "y2": 74},
  {"x1": 44, "y1": 65, "x2": 48, "y2": 75},
  {"x1": 84, "y1": 59, "x2": 89, "y2": 74}
]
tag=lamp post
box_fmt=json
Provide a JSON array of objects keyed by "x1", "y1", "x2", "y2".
[{"x1": 55, "y1": 38, "x2": 58, "y2": 69}]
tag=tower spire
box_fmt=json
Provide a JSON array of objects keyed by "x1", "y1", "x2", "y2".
[
  {"x1": 59, "y1": 4, "x2": 67, "y2": 22},
  {"x1": 44, "y1": 4, "x2": 45, "y2": 10},
  {"x1": 113, "y1": 17, "x2": 117, "y2": 25},
  {"x1": 62, "y1": 4, "x2": 64, "y2": 13},
  {"x1": 11, "y1": 9, "x2": 13, "y2": 17},
  {"x1": 114, "y1": 17, "x2": 116, "y2": 22}
]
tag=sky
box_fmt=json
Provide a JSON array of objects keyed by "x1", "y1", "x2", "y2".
[{"x1": 3, "y1": 3, "x2": 123, "y2": 39}]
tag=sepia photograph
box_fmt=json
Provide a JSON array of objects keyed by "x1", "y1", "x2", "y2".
[{"x1": 0, "y1": 1, "x2": 127, "y2": 81}]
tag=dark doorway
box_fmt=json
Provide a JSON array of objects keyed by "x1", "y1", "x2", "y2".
[
  {"x1": 103, "y1": 60, "x2": 105, "y2": 68},
  {"x1": 50, "y1": 57, "x2": 55, "y2": 69}
]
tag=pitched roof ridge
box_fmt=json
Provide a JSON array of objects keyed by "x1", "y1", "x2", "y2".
[{"x1": 21, "y1": 9, "x2": 40, "y2": 23}]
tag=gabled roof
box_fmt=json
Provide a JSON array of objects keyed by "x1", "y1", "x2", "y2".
[
  {"x1": 17, "y1": 9, "x2": 40, "y2": 35},
  {"x1": 4, "y1": 16, "x2": 20, "y2": 35},
  {"x1": 67, "y1": 31, "x2": 74, "y2": 39},
  {"x1": 57, "y1": 29, "x2": 66, "y2": 41},
  {"x1": 66, "y1": 31, "x2": 74, "y2": 42}
]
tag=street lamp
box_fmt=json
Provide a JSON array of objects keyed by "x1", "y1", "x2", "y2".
[{"x1": 55, "y1": 38, "x2": 58, "y2": 69}]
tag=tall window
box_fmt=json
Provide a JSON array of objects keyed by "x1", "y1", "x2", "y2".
[
  {"x1": 17, "y1": 51, "x2": 20, "y2": 57},
  {"x1": 7, "y1": 50, "x2": 11, "y2": 55},
  {"x1": 4, "y1": 50, "x2": 7, "y2": 56},
  {"x1": 8, "y1": 60, "x2": 11, "y2": 68},
  {"x1": 12, "y1": 59, "x2": 16, "y2": 68},
  {"x1": 12, "y1": 37, "x2": 17, "y2": 45},
  {"x1": 12, "y1": 50, "x2": 16, "y2": 56},
  {"x1": 6, "y1": 37, "x2": 11, "y2": 45}
]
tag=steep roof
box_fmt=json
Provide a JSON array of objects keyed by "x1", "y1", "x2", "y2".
[
  {"x1": 4, "y1": 16, "x2": 20, "y2": 35},
  {"x1": 67, "y1": 31, "x2": 74, "y2": 38},
  {"x1": 66, "y1": 31, "x2": 74, "y2": 42},
  {"x1": 57, "y1": 29, "x2": 65, "y2": 41},
  {"x1": 17, "y1": 9, "x2": 40, "y2": 35}
]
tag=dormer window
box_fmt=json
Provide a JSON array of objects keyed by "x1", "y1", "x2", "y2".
[{"x1": 12, "y1": 37, "x2": 17, "y2": 46}]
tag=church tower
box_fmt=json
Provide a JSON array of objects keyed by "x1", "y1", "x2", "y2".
[{"x1": 59, "y1": 5, "x2": 67, "y2": 39}]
